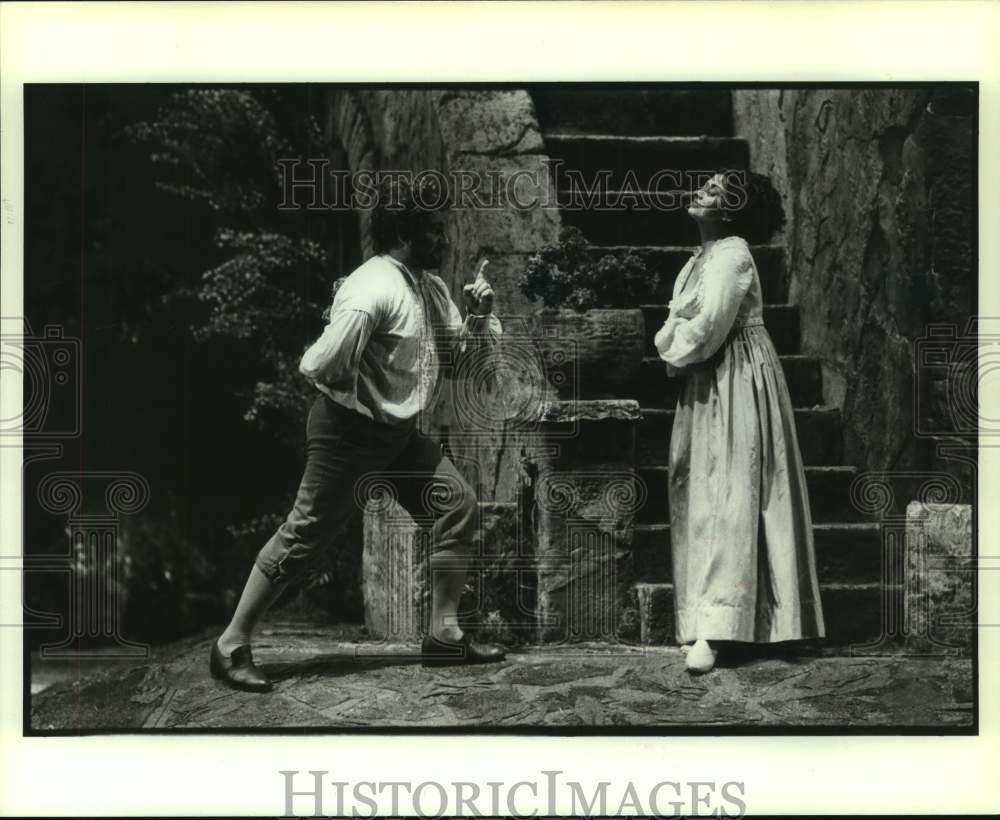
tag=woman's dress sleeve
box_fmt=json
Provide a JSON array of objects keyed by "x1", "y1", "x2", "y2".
[
  {"x1": 652, "y1": 256, "x2": 694, "y2": 360},
  {"x1": 656, "y1": 242, "x2": 754, "y2": 369}
]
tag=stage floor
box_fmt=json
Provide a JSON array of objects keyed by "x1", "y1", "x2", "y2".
[{"x1": 28, "y1": 619, "x2": 975, "y2": 732}]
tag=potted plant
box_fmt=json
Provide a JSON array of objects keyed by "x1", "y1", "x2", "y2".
[{"x1": 518, "y1": 226, "x2": 656, "y2": 400}]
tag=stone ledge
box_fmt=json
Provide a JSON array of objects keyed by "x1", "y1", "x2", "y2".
[{"x1": 539, "y1": 399, "x2": 642, "y2": 424}]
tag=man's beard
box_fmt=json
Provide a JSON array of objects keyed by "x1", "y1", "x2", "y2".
[{"x1": 413, "y1": 243, "x2": 444, "y2": 270}]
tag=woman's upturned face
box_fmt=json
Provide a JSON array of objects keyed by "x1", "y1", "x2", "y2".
[{"x1": 687, "y1": 173, "x2": 731, "y2": 222}]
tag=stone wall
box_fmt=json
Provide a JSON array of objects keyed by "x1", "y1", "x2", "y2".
[
  {"x1": 334, "y1": 89, "x2": 560, "y2": 318},
  {"x1": 732, "y1": 88, "x2": 975, "y2": 480}
]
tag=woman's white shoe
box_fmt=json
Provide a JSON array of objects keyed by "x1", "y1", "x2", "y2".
[{"x1": 685, "y1": 639, "x2": 717, "y2": 674}]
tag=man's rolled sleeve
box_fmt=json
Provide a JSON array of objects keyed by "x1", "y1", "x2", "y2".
[
  {"x1": 299, "y1": 308, "x2": 374, "y2": 384},
  {"x1": 300, "y1": 272, "x2": 385, "y2": 384}
]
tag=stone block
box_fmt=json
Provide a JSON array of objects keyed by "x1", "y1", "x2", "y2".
[
  {"x1": 523, "y1": 308, "x2": 646, "y2": 401},
  {"x1": 904, "y1": 501, "x2": 974, "y2": 656},
  {"x1": 438, "y1": 90, "x2": 545, "y2": 156},
  {"x1": 532, "y1": 401, "x2": 641, "y2": 643},
  {"x1": 446, "y1": 154, "x2": 562, "y2": 257},
  {"x1": 531, "y1": 87, "x2": 732, "y2": 137},
  {"x1": 362, "y1": 500, "x2": 533, "y2": 645}
]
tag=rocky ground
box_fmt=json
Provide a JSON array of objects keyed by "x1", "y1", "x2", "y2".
[{"x1": 29, "y1": 619, "x2": 974, "y2": 731}]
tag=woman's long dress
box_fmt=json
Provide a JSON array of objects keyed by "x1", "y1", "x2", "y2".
[{"x1": 654, "y1": 236, "x2": 825, "y2": 643}]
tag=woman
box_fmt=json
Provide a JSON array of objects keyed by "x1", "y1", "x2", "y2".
[{"x1": 654, "y1": 171, "x2": 825, "y2": 674}]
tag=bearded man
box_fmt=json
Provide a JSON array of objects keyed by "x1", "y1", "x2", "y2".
[{"x1": 210, "y1": 175, "x2": 505, "y2": 692}]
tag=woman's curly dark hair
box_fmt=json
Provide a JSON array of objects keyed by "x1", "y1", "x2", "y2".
[{"x1": 720, "y1": 170, "x2": 786, "y2": 243}]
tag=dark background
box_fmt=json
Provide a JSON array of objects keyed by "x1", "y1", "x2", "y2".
[{"x1": 23, "y1": 85, "x2": 362, "y2": 646}]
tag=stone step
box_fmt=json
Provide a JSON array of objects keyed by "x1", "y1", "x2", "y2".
[
  {"x1": 638, "y1": 354, "x2": 824, "y2": 408},
  {"x1": 631, "y1": 521, "x2": 882, "y2": 582},
  {"x1": 634, "y1": 581, "x2": 897, "y2": 646},
  {"x1": 636, "y1": 465, "x2": 864, "y2": 524},
  {"x1": 642, "y1": 303, "x2": 801, "y2": 355},
  {"x1": 637, "y1": 406, "x2": 844, "y2": 467},
  {"x1": 544, "y1": 134, "x2": 749, "y2": 189},
  {"x1": 561, "y1": 194, "x2": 703, "y2": 246},
  {"x1": 531, "y1": 87, "x2": 733, "y2": 137},
  {"x1": 589, "y1": 244, "x2": 789, "y2": 304}
]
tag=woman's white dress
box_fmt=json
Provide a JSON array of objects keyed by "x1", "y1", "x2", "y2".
[{"x1": 654, "y1": 236, "x2": 825, "y2": 643}]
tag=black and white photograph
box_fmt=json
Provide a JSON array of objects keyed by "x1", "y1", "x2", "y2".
[
  {"x1": 1, "y1": 2, "x2": 998, "y2": 818},
  {"x1": 17, "y1": 79, "x2": 978, "y2": 733}
]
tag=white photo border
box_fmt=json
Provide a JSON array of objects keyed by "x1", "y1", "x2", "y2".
[{"x1": 1, "y1": 1, "x2": 998, "y2": 816}]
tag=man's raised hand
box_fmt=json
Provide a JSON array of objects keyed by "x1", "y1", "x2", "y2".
[{"x1": 462, "y1": 258, "x2": 495, "y2": 316}]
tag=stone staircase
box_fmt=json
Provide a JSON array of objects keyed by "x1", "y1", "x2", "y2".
[{"x1": 531, "y1": 87, "x2": 884, "y2": 646}]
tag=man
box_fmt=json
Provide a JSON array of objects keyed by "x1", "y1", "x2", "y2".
[{"x1": 210, "y1": 175, "x2": 505, "y2": 692}]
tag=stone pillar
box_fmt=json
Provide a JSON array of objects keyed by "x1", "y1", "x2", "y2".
[
  {"x1": 849, "y1": 471, "x2": 969, "y2": 654},
  {"x1": 361, "y1": 491, "x2": 534, "y2": 645},
  {"x1": 361, "y1": 491, "x2": 428, "y2": 645},
  {"x1": 904, "y1": 501, "x2": 974, "y2": 657},
  {"x1": 532, "y1": 399, "x2": 642, "y2": 644}
]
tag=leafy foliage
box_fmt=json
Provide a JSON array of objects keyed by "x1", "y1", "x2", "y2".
[
  {"x1": 519, "y1": 226, "x2": 656, "y2": 309},
  {"x1": 128, "y1": 88, "x2": 349, "y2": 437},
  {"x1": 127, "y1": 88, "x2": 314, "y2": 214}
]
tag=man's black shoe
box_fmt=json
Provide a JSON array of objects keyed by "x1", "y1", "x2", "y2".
[
  {"x1": 421, "y1": 632, "x2": 505, "y2": 667},
  {"x1": 209, "y1": 640, "x2": 273, "y2": 693}
]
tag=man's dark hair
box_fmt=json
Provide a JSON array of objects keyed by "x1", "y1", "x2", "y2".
[
  {"x1": 723, "y1": 170, "x2": 786, "y2": 243},
  {"x1": 370, "y1": 173, "x2": 448, "y2": 254}
]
